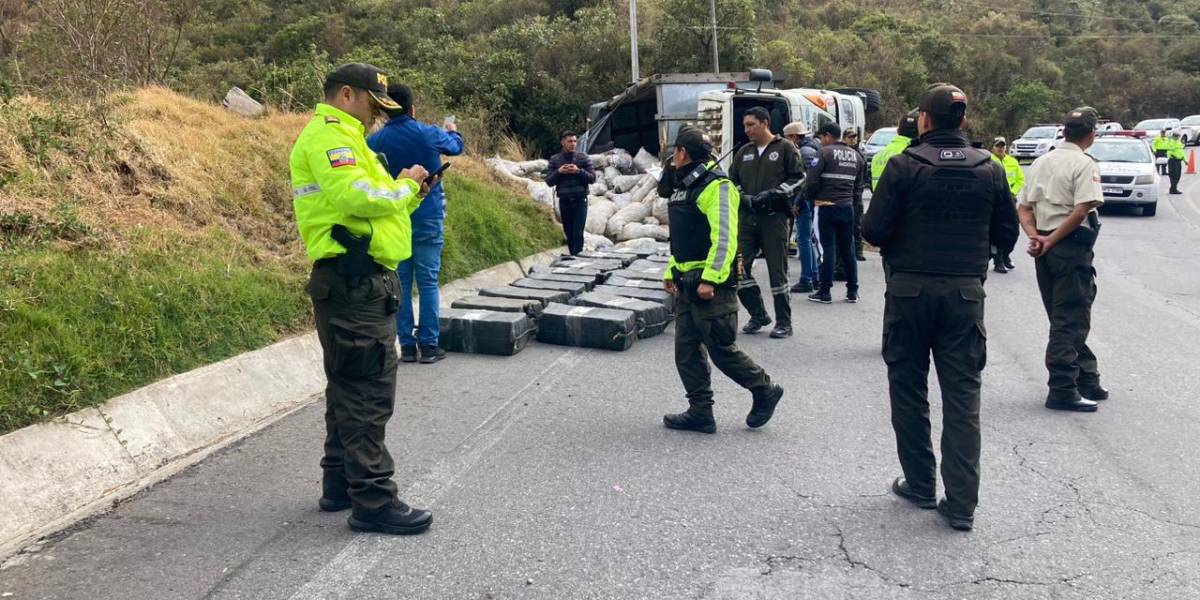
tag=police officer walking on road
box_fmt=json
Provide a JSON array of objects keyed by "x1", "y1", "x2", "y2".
[
  {"x1": 990, "y1": 137, "x2": 1025, "y2": 273},
  {"x1": 289, "y1": 63, "x2": 435, "y2": 535},
  {"x1": 1018, "y1": 107, "x2": 1109, "y2": 413},
  {"x1": 864, "y1": 83, "x2": 1019, "y2": 532},
  {"x1": 1167, "y1": 130, "x2": 1186, "y2": 195},
  {"x1": 661, "y1": 125, "x2": 785, "y2": 434},
  {"x1": 730, "y1": 107, "x2": 805, "y2": 339}
]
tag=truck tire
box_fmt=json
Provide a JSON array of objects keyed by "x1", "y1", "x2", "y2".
[{"x1": 833, "y1": 88, "x2": 882, "y2": 114}]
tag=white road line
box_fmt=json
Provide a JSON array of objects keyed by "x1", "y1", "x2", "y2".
[{"x1": 286, "y1": 349, "x2": 580, "y2": 600}]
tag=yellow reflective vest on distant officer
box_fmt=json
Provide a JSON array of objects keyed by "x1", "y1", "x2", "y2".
[
  {"x1": 870, "y1": 135, "x2": 911, "y2": 191},
  {"x1": 1152, "y1": 135, "x2": 1171, "y2": 154},
  {"x1": 664, "y1": 164, "x2": 739, "y2": 285},
  {"x1": 1166, "y1": 138, "x2": 1187, "y2": 161},
  {"x1": 991, "y1": 153, "x2": 1025, "y2": 196},
  {"x1": 290, "y1": 103, "x2": 422, "y2": 271}
]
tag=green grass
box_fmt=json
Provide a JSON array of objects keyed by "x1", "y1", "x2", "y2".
[
  {"x1": 0, "y1": 174, "x2": 560, "y2": 434},
  {"x1": 440, "y1": 172, "x2": 563, "y2": 281},
  {"x1": 0, "y1": 233, "x2": 311, "y2": 433}
]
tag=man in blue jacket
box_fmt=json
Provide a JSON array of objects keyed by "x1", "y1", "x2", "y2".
[{"x1": 368, "y1": 84, "x2": 465, "y2": 364}]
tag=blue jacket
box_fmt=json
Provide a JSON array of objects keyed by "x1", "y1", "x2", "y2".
[{"x1": 367, "y1": 114, "x2": 465, "y2": 238}]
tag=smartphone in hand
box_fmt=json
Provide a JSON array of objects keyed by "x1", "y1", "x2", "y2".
[{"x1": 424, "y1": 162, "x2": 451, "y2": 185}]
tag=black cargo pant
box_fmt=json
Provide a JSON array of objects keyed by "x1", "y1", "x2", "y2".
[
  {"x1": 818, "y1": 204, "x2": 858, "y2": 292},
  {"x1": 853, "y1": 191, "x2": 865, "y2": 258},
  {"x1": 675, "y1": 285, "x2": 772, "y2": 413},
  {"x1": 882, "y1": 272, "x2": 987, "y2": 517},
  {"x1": 307, "y1": 263, "x2": 401, "y2": 512},
  {"x1": 736, "y1": 211, "x2": 791, "y2": 328},
  {"x1": 1034, "y1": 238, "x2": 1101, "y2": 402},
  {"x1": 559, "y1": 196, "x2": 588, "y2": 256},
  {"x1": 1168, "y1": 158, "x2": 1183, "y2": 192}
]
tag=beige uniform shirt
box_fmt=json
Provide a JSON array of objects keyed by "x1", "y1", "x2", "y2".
[{"x1": 1017, "y1": 141, "x2": 1103, "y2": 231}]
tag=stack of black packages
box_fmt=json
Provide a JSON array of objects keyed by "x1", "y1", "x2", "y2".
[
  {"x1": 592, "y1": 284, "x2": 674, "y2": 314},
  {"x1": 529, "y1": 264, "x2": 606, "y2": 284},
  {"x1": 510, "y1": 277, "x2": 589, "y2": 298},
  {"x1": 605, "y1": 259, "x2": 667, "y2": 283},
  {"x1": 605, "y1": 276, "x2": 668, "y2": 290},
  {"x1": 575, "y1": 251, "x2": 638, "y2": 267},
  {"x1": 451, "y1": 295, "x2": 544, "y2": 319},
  {"x1": 479, "y1": 286, "x2": 572, "y2": 306},
  {"x1": 537, "y1": 303, "x2": 639, "y2": 351},
  {"x1": 571, "y1": 291, "x2": 672, "y2": 339},
  {"x1": 551, "y1": 256, "x2": 626, "y2": 272},
  {"x1": 439, "y1": 308, "x2": 537, "y2": 356},
  {"x1": 524, "y1": 270, "x2": 598, "y2": 291}
]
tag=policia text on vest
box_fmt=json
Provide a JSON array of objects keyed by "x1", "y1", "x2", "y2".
[{"x1": 289, "y1": 63, "x2": 435, "y2": 536}]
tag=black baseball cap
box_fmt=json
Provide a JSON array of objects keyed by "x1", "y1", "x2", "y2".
[
  {"x1": 1063, "y1": 106, "x2": 1099, "y2": 130},
  {"x1": 817, "y1": 123, "x2": 842, "y2": 138},
  {"x1": 324, "y1": 63, "x2": 401, "y2": 111},
  {"x1": 674, "y1": 124, "x2": 712, "y2": 160},
  {"x1": 918, "y1": 83, "x2": 968, "y2": 117},
  {"x1": 897, "y1": 109, "x2": 919, "y2": 138}
]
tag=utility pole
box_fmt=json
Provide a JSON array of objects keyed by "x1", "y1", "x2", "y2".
[
  {"x1": 709, "y1": 0, "x2": 720, "y2": 74},
  {"x1": 629, "y1": 0, "x2": 640, "y2": 81}
]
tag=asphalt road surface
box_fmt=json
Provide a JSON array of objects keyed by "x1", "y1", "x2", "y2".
[{"x1": 3, "y1": 174, "x2": 1199, "y2": 599}]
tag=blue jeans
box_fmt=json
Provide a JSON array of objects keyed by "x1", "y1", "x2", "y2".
[
  {"x1": 818, "y1": 205, "x2": 857, "y2": 290},
  {"x1": 396, "y1": 234, "x2": 444, "y2": 347},
  {"x1": 794, "y1": 205, "x2": 817, "y2": 284}
]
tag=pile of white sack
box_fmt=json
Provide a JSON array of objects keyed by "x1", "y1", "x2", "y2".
[{"x1": 487, "y1": 148, "x2": 672, "y2": 252}]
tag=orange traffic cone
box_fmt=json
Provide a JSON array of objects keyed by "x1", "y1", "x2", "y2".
[{"x1": 1188, "y1": 149, "x2": 1197, "y2": 175}]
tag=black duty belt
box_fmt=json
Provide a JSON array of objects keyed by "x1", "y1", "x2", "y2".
[{"x1": 314, "y1": 255, "x2": 386, "y2": 274}]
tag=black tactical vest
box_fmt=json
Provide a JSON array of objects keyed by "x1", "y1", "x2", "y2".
[
  {"x1": 668, "y1": 166, "x2": 721, "y2": 264},
  {"x1": 884, "y1": 144, "x2": 997, "y2": 276}
]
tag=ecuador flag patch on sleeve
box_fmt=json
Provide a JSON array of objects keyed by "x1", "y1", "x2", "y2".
[{"x1": 326, "y1": 147, "x2": 356, "y2": 168}]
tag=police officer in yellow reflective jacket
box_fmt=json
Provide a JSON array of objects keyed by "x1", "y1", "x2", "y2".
[
  {"x1": 871, "y1": 110, "x2": 919, "y2": 191},
  {"x1": 661, "y1": 125, "x2": 783, "y2": 434},
  {"x1": 1167, "y1": 131, "x2": 1186, "y2": 195},
  {"x1": 290, "y1": 63, "x2": 434, "y2": 536},
  {"x1": 990, "y1": 136, "x2": 1025, "y2": 273}
]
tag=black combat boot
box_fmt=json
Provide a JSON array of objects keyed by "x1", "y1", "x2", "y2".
[
  {"x1": 663, "y1": 410, "x2": 717, "y2": 434},
  {"x1": 937, "y1": 499, "x2": 974, "y2": 532},
  {"x1": 891, "y1": 477, "x2": 937, "y2": 509},
  {"x1": 348, "y1": 498, "x2": 433, "y2": 535},
  {"x1": 1003, "y1": 254, "x2": 1016, "y2": 270},
  {"x1": 741, "y1": 315, "x2": 772, "y2": 334},
  {"x1": 319, "y1": 472, "x2": 352, "y2": 512},
  {"x1": 746, "y1": 384, "x2": 785, "y2": 428},
  {"x1": 790, "y1": 280, "x2": 814, "y2": 294}
]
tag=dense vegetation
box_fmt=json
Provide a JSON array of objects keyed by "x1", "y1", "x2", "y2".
[{"x1": 5, "y1": 0, "x2": 1200, "y2": 152}]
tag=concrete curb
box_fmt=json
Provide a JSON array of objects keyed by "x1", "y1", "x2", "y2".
[{"x1": 0, "y1": 246, "x2": 565, "y2": 560}]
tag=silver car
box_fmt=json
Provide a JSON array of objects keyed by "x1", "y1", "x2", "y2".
[
  {"x1": 1088, "y1": 137, "x2": 1160, "y2": 217},
  {"x1": 1134, "y1": 118, "x2": 1183, "y2": 144},
  {"x1": 863, "y1": 127, "x2": 897, "y2": 162},
  {"x1": 1011, "y1": 125, "x2": 1061, "y2": 161}
]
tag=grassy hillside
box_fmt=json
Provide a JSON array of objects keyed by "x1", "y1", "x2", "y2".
[{"x1": 0, "y1": 88, "x2": 560, "y2": 433}]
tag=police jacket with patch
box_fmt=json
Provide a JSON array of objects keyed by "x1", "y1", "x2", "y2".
[
  {"x1": 663, "y1": 162, "x2": 739, "y2": 286},
  {"x1": 729, "y1": 136, "x2": 804, "y2": 213},
  {"x1": 802, "y1": 142, "x2": 865, "y2": 207},
  {"x1": 289, "y1": 103, "x2": 423, "y2": 271},
  {"x1": 544, "y1": 151, "x2": 596, "y2": 200},
  {"x1": 862, "y1": 129, "x2": 1020, "y2": 277}
]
